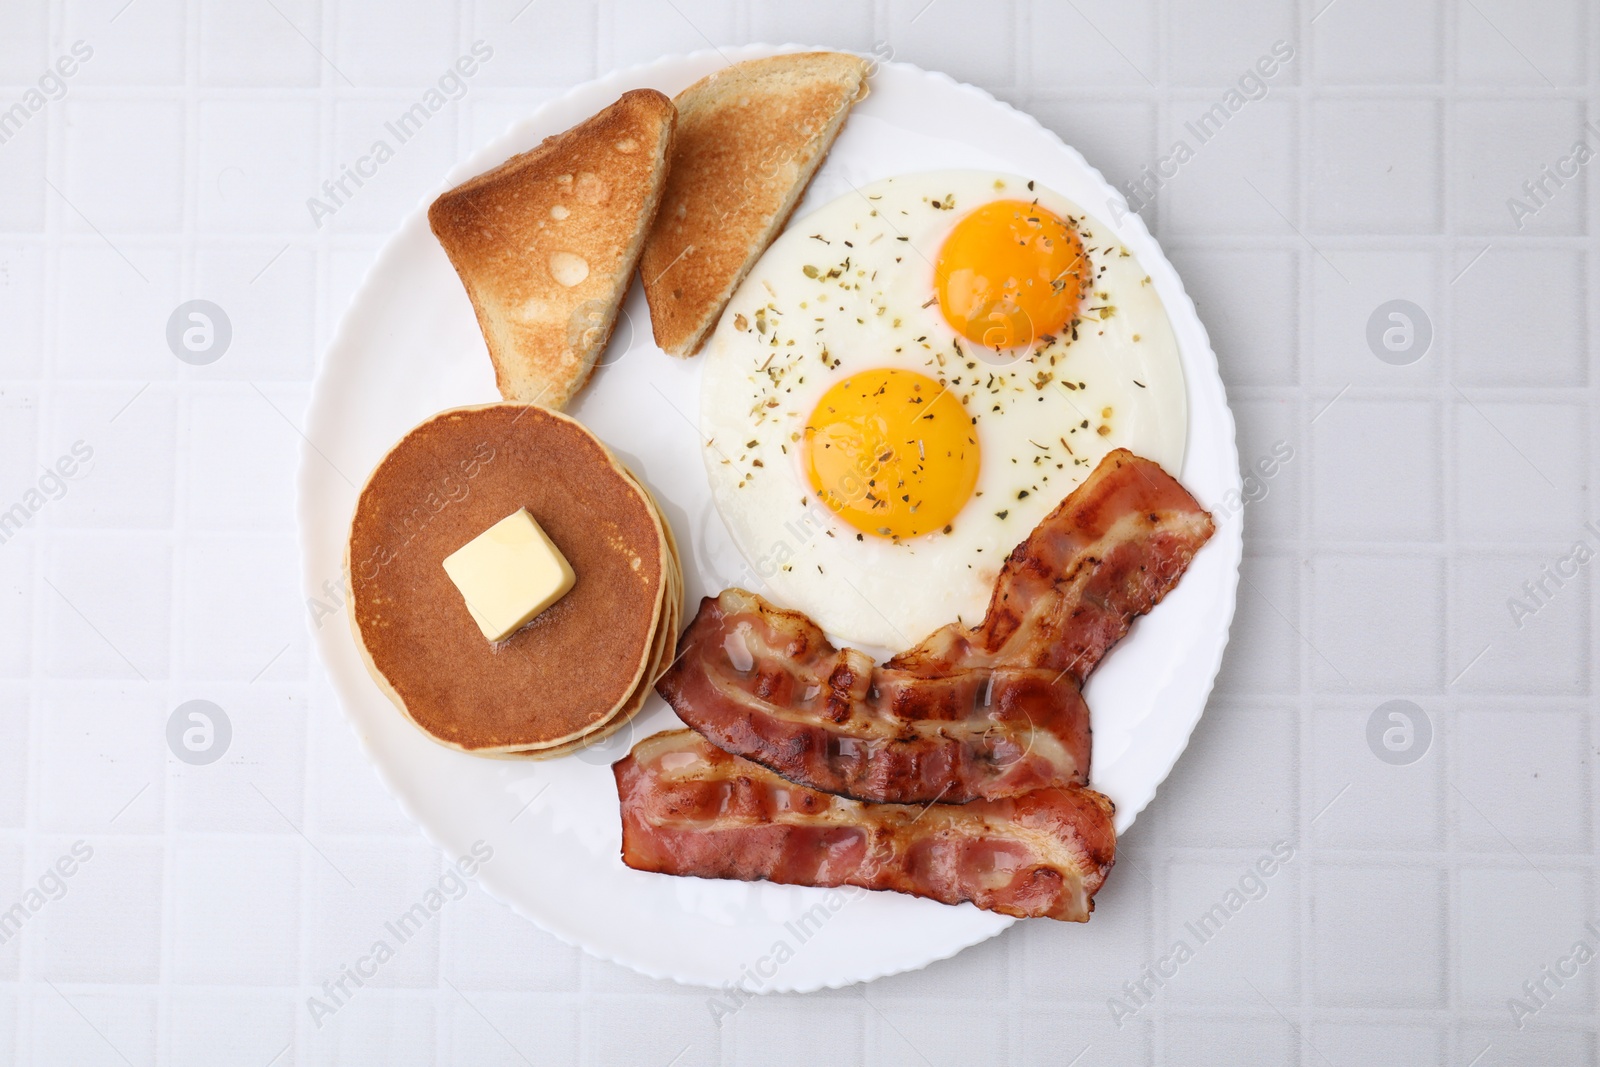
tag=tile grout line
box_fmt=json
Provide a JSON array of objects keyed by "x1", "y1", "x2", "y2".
[
  {"x1": 293, "y1": 0, "x2": 344, "y2": 1057},
  {"x1": 19, "y1": 0, "x2": 73, "y2": 1058},
  {"x1": 155, "y1": 0, "x2": 206, "y2": 1058},
  {"x1": 1439, "y1": 0, "x2": 1460, "y2": 1033},
  {"x1": 1294, "y1": 0, "x2": 1314, "y2": 1056},
  {"x1": 1586, "y1": 0, "x2": 1600, "y2": 898},
  {"x1": 1584, "y1": 5, "x2": 1600, "y2": 1036}
]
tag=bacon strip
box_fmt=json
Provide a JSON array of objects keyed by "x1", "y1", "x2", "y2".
[
  {"x1": 657, "y1": 588, "x2": 1091, "y2": 803},
  {"x1": 656, "y1": 450, "x2": 1213, "y2": 802},
  {"x1": 887, "y1": 449, "x2": 1217, "y2": 683},
  {"x1": 615, "y1": 730, "x2": 1116, "y2": 922}
]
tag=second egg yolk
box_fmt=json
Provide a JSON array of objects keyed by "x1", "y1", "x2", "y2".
[
  {"x1": 802, "y1": 368, "x2": 979, "y2": 540},
  {"x1": 935, "y1": 199, "x2": 1089, "y2": 350}
]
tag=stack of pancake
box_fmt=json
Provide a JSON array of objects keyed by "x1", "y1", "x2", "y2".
[{"x1": 347, "y1": 404, "x2": 681, "y2": 758}]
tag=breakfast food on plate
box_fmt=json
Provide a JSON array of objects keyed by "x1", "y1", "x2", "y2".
[
  {"x1": 623, "y1": 452, "x2": 1215, "y2": 917},
  {"x1": 330, "y1": 42, "x2": 1227, "y2": 945},
  {"x1": 699, "y1": 170, "x2": 1187, "y2": 648},
  {"x1": 639, "y1": 51, "x2": 870, "y2": 357},
  {"x1": 442, "y1": 507, "x2": 578, "y2": 642},
  {"x1": 379, "y1": 57, "x2": 1209, "y2": 931},
  {"x1": 510, "y1": 545, "x2": 681, "y2": 760},
  {"x1": 429, "y1": 89, "x2": 677, "y2": 410},
  {"x1": 347, "y1": 403, "x2": 681, "y2": 756},
  {"x1": 884, "y1": 449, "x2": 1213, "y2": 684},
  {"x1": 616, "y1": 730, "x2": 1117, "y2": 922},
  {"x1": 656, "y1": 450, "x2": 1213, "y2": 803},
  {"x1": 659, "y1": 587, "x2": 1091, "y2": 802}
]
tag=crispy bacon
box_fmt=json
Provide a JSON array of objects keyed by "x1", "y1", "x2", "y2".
[
  {"x1": 656, "y1": 450, "x2": 1213, "y2": 802},
  {"x1": 656, "y1": 588, "x2": 1091, "y2": 803},
  {"x1": 615, "y1": 730, "x2": 1117, "y2": 921},
  {"x1": 887, "y1": 449, "x2": 1217, "y2": 683}
]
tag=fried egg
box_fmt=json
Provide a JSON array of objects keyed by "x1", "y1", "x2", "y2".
[{"x1": 699, "y1": 170, "x2": 1187, "y2": 649}]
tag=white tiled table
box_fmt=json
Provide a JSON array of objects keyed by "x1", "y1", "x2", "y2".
[{"x1": 2, "y1": 0, "x2": 1595, "y2": 1063}]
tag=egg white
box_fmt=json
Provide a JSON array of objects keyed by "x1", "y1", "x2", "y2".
[{"x1": 698, "y1": 170, "x2": 1187, "y2": 650}]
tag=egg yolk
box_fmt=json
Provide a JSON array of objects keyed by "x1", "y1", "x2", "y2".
[
  {"x1": 935, "y1": 199, "x2": 1089, "y2": 349},
  {"x1": 802, "y1": 368, "x2": 980, "y2": 541}
]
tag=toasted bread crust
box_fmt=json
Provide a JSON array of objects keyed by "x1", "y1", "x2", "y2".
[
  {"x1": 640, "y1": 52, "x2": 869, "y2": 357},
  {"x1": 429, "y1": 89, "x2": 676, "y2": 408}
]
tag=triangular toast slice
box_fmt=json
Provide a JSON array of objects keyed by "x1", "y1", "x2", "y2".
[
  {"x1": 639, "y1": 52, "x2": 870, "y2": 357},
  {"x1": 429, "y1": 89, "x2": 676, "y2": 408}
]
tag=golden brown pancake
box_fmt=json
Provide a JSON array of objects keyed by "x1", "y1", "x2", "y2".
[
  {"x1": 495, "y1": 556, "x2": 681, "y2": 760},
  {"x1": 497, "y1": 472, "x2": 684, "y2": 758},
  {"x1": 348, "y1": 403, "x2": 677, "y2": 753}
]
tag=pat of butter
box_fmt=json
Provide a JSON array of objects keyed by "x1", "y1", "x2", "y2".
[{"x1": 442, "y1": 508, "x2": 576, "y2": 642}]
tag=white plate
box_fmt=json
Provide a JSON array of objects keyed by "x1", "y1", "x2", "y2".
[{"x1": 297, "y1": 44, "x2": 1243, "y2": 992}]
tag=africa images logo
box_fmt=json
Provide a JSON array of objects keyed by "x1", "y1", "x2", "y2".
[
  {"x1": 0, "y1": 40, "x2": 93, "y2": 146},
  {"x1": 1110, "y1": 41, "x2": 1296, "y2": 222},
  {"x1": 305, "y1": 42, "x2": 494, "y2": 228}
]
